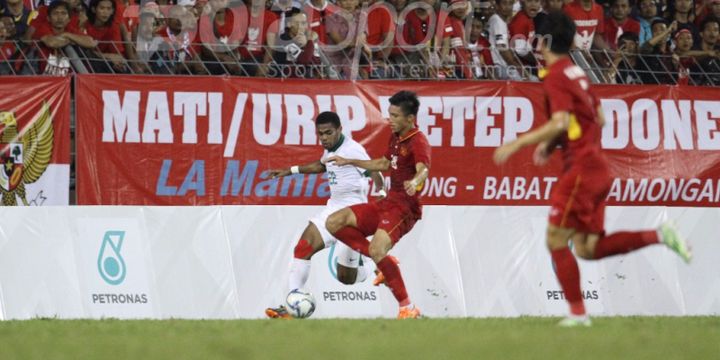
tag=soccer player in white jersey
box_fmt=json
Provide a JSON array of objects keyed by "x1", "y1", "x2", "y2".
[{"x1": 265, "y1": 111, "x2": 386, "y2": 319}]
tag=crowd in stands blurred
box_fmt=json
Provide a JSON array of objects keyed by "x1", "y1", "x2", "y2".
[{"x1": 1, "y1": 0, "x2": 719, "y2": 84}]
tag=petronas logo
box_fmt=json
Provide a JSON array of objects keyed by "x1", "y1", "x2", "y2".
[{"x1": 98, "y1": 231, "x2": 127, "y2": 285}]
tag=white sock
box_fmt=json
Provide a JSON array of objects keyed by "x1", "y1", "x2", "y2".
[
  {"x1": 288, "y1": 258, "x2": 311, "y2": 292},
  {"x1": 354, "y1": 265, "x2": 368, "y2": 284}
]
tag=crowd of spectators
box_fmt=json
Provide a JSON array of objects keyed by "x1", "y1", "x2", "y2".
[{"x1": 1, "y1": 0, "x2": 719, "y2": 85}]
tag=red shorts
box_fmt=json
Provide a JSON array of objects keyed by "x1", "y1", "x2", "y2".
[
  {"x1": 349, "y1": 198, "x2": 419, "y2": 244},
  {"x1": 549, "y1": 164, "x2": 612, "y2": 234}
]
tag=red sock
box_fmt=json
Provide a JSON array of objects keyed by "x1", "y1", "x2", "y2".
[
  {"x1": 334, "y1": 226, "x2": 370, "y2": 257},
  {"x1": 594, "y1": 231, "x2": 659, "y2": 259},
  {"x1": 551, "y1": 248, "x2": 585, "y2": 316},
  {"x1": 377, "y1": 256, "x2": 410, "y2": 306},
  {"x1": 293, "y1": 238, "x2": 313, "y2": 259}
]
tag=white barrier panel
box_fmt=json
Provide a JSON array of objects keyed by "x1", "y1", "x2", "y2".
[{"x1": 0, "y1": 206, "x2": 717, "y2": 319}]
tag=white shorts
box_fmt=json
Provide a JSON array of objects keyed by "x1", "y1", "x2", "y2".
[{"x1": 309, "y1": 197, "x2": 365, "y2": 268}]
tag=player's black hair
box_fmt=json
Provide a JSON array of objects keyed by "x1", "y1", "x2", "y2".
[
  {"x1": 389, "y1": 90, "x2": 419, "y2": 117},
  {"x1": 48, "y1": 0, "x2": 72, "y2": 16},
  {"x1": 315, "y1": 111, "x2": 341, "y2": 128},
  {"x1": 536, "y1": 11, "x2": 576, "y2": 55}
]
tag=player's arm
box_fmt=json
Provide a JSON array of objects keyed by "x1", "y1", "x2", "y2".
[
  {"x1": 327, "y1": 156, "x2": 390, "y2": 171},
  {"x1": 267, "y1": 160, "x2": 326, "y2": 178},
  {"x1": 403, "y1": 162, "x2": 429, "y2": 196},
  {"x1": 493, "y1": 111, "x2": 569, "y2": 165},
  {"x1": 369, "y1": 170, "x2": 387, "y2": 198}
]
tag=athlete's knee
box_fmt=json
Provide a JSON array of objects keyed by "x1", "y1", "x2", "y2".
[
  {"x1": 546, "y1": 225, "x2": 572, "y2": 250},
  {"x1": 573, "y1": 243, "x2": 595, "y2": 259},
  {"x1": 293, "y1": 238, "x2": 315, "y2": 260},
  {"x1": 369, "y1": 235, "x2": 392, "y2": 262},
  {"x1": 336, "y1": 266, "x2": 357, "y2": 285},
  {"x1": 326, "y1": 210, "x2": 349, "y2": 234}
]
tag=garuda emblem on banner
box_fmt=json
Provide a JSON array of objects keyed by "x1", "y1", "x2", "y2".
[{"x1": 0, "y1": 102, "x2": 53, "y2": 206}]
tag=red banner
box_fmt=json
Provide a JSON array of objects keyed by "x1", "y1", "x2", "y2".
[
  {"x1": 0, "y1": 76, "x2": 71, "y2": 205},
  {"x1": 76, "y1": 75, "x2": 720, "y2": 206}
]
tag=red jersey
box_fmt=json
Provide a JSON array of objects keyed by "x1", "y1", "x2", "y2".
[
  {"x1": 543, "y1": 57, "x2": 603, "y2": 171},
  {"x1": 603, "y1": 17, "x2": 640, "y2": 49},
  {"x1": 366, "y1": 4, "x2": 394, "y2": 47},
  {"x1": 304, "y1": 1, "x2": 336, "y2": 45},
  {"x1": 32, "y1": 23, "x2": 83, "y2": 72},
  {"x1": 509, "y1": 11, "x2": 534, "y2": 54},
  {"x1": 403, "y1": 10, "x2": 433, "y2": 45},
  {"x1": 240, "y1": 9, "x2": 278, "y2": 59},
  {"x1": 84, "y1": 22, "x2": 124, "y2": 54},
  {"x1": 384, "y1": 128, "x2": 431, "y2": 218},
  {"x1": 445, "y1": 15, "x2": 471, "y2": 78},
  {"x1": 563, "y1": 0, "x2": 604, "y2": 51}
]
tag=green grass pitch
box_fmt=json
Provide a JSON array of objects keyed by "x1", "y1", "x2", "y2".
[{"x1": 0, "y1": 317, "x2": 718, "y2": 359}]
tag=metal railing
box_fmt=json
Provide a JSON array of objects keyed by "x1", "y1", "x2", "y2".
[{"x1": 2, "y1": 39, "x2": 719, "y2": 86}]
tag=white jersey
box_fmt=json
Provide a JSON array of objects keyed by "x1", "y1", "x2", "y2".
[{"x1": 320, "y1": 135, "x2": 371, "y2": 204}]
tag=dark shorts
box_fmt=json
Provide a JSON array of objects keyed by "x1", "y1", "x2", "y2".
[
  {"x1": 548, "y1": 164, "x2": 612, "y2": 234},
  {"x1": 349, "y1": 198, "x2": 419, "y2": 244}
]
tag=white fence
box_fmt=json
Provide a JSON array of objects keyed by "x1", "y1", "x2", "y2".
[{"x1": 0, "y1": 206, "x2": 717, "y2": 320}]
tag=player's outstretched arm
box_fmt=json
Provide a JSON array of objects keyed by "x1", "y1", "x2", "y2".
[
  {"x1": 404, "y1": 163, "x2": 429, "y2": 196},
  {"x1": 493, "y1": 111, "x2": 569, "y2": 165},
  {"x1": 327, "y1": 156, "x2": 391, "y2": 171},
  {"x1": 267, "y1": 160, "x2": 325, "y2": 178}
]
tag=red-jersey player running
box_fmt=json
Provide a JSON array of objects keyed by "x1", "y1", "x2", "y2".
[
  {"x1": 326, "y1": 91, "x2": 431, "y2": 319},
  {"x1": 493, "y1": 11, "x2": 692, "y2": 327}
]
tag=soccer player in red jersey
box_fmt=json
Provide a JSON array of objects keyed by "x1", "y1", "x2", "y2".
[
  {"x1": 326, "y1": 91, "x2": 431, "y2": 319},
  {"x1": 493, "y1": 11, "x2": 692, "y2": 327}
]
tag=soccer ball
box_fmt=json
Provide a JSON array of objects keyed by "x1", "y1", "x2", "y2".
[{"x1": 285, "y1": 289, "x2": 316, "y2": 319}]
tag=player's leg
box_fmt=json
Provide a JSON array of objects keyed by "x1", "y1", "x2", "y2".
[
  {"x1": 370, "y1": 210, "x2": 420, "y2": 319},
  {"x1": 326, "y1": 203, "x2": 379, "y2": 257},
  {"x1": 335, "y1": 241, "x2": 368, "y2": 285},
  {"x1": 266, "y1": 222, "x2": 326, "y2": 319},
  {"x1": 547, "y1": 224, "x2": 590, "y2": 326},
  {"x1": 288, "y1": 222, "x2": 327, "y2": 290}
]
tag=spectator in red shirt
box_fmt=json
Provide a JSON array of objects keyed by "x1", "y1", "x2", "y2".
[
  {"x1": 198, "y1": 0, "x2": 246, "y2": 75},
  {"x1": 509, "y1": 0, "x2": 541, "y2": 71},
  {"x1": 398, "y1": 0, "x2": 439, "y2": 75},
  {"x1": 242, "y1": 0, "x2": 278, "y2": 76},
  {"x1": 563, "y1": 0, "x2": 609, "y2": 51},
  {"x1": 439, "y1": 0, "x2": 472, "y2": 78},
  {"x1": 672, "y1": 28, "x2": 700, "y2": 83},
  {"x1": 402, "y1": 0, "x2": 437, "y2": 46},
  {"x1": 32, "y1": 1, "x2": 95, "y2": 73},
  {"x1": 85, "y1": 0, "x2": 126, "y2": 72},
  {"x1": 604, "y1": 0, "x2": 641, "y2": 48},
  {"x1": 364, "y1": 0, "x2": 395, "y2": 78},
  {"x1": 325, "y1": 0, "x2": 362, "y2": 78},
  {"x1": 304, "y1": 0, "x2": 336, "y2": 45},
  {"x1": 467, "y1": 16, "x2": 494, "y2": 78}
]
